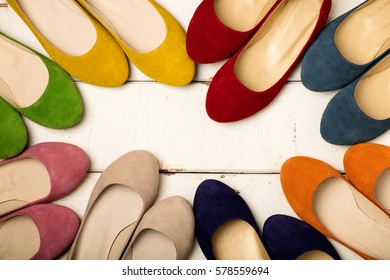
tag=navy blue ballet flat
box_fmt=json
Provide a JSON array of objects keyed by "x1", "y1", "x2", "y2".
[
  {"x1": 262, "y1": 214, "x2": 341, "y2": 260},
  {"x1": 321, "y1": 54, "x2": 390, "y2": 145},
  {"x1": 193, "y1": 179, "x2": 269, "y2": 260},
  {"x1": 301, "y1": 0, "x2": 390, "y2": 92}
]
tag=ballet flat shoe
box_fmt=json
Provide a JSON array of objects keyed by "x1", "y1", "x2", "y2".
[
  {"x1": 206, "y1": 0, "x2": 331, "y2": 122},
  {"x1": 301, "y1": 0, "x2": 390, "y2": 92},
  {"x1": 186, "y1": 0, "x2": 281, "y2": 64},
  {"x1": 77, "y1": 0, "x2": 194, "y2": 86},
  {"x1": 344, "y1": 143, "x2": 390, "y2": 213},
  {"x1": 281, "y1": 156, "x2": 390, "y2": 260},
  {"x1": 0, "y1": 142, "x2": 89, "y2": 217},
  {"x1": 0, "y1": 98, "x2": 27, "y2": 159},
  {"x1": 0, "y1": 32, "x2": 83, "y2": 129},
  {"x1": 0, "y1": 204, "x2": 79, "y2": 260},
  {"x1": 122, "y1": 196, "x2": 195, "y2": 260},
  {"x1": 7, "y1": 0, "x2": 129, "y2": 87},
  {"x1": 263, "y1": 214, "x2": 341, "y2": 260},
  {"x1": 320, "y1": 54, "x2": 390, "y2": 145},
  {"x1": 193, "y1": 179, "x2": 269, "y2": 260},
  {"x1": 67, "y1": 150, "x2": 159, "y2": 260}
]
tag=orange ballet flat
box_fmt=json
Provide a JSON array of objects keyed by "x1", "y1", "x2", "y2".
[
  {"x1": 344, "y1": 143, "x2": 390, "y2": 213},
  {"x1": 281, "y1": 156, "x2": 390, "y2": 260}
]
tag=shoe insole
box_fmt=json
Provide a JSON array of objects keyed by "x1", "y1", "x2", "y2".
[
  {"x1": 0, "y1": 158, "x2": 50, "y2": 216},
  {"x1": 0, "y1": 215, "x2": 40, "y2": 260},
  {"x1": 375, "y1": 168, "x2": 390, "y2": 213},
  {"x1": 70, "y1": 184, "x2": 142, "y2": 260},
  {"x1": 335, "y1": 0, "x2": 390, "y2": 65},
  {"x1": 314, "y1": 177, "x2": 390, "y2": 260},
  {"x1": 85, "y1": 0, "x2": 166, "y2": 53},
  {"x1": 235, "y1": 0, "x2": 322, "y2": 92},
  {"x1": 214, "y1": 0, "x2": 279, "y2": 32},
  {"x1": 16, "y1": 0, "x2": 96, "y2": 56},
  {"x1": 212, "y1": 219, "x2": 269, "y2": 260},
  {"x1": 0, "y1": 34, "x2": 48, "y2": 108},
  {"x1": 355, "y1": 55, "x2": 390, "y2": 120},
  {"x1": 123, "y1": 229, "x2": 176, "y2": 260},
  {"x1": 296, "y1": 250, "x2": 334, "y2": 260}
]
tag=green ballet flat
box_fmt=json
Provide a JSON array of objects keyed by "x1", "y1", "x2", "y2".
[
  {"x1": 0, "y1": 32, "x2": 83, "y2": 129},
  {"x1": 0, "y1": 98, "x2": 27, "y2": 159}
]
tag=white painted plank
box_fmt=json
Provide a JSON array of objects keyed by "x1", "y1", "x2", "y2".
[
  {"x1": 55, "y1": 172, "x2": 363, "y2": 260},
  {"x1": 25, "y1": 82, "x2": 390, "y2": 173},
  {"x1": 0, "y1": 0, "x2": 365, "y2": 82}
]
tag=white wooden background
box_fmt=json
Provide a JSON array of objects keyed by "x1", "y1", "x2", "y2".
[{"x1": 1, "y1": 0, "x2": 388, "y2": 260}]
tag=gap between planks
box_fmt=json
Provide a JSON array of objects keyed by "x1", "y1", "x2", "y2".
[
  {"x1": 75, "y1": 80, "x2": 303, "y2": 85},
  {"x1": 86, "y1": 170, "x2": 346, "y2": 175}
]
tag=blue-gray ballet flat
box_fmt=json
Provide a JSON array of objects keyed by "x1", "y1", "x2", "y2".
[
  {"x1": 301, "y1": 0, "x2": 390, "y2": 92},
  {"x1": 321, "y1": 54, "x2": 390, "y2": 145}
]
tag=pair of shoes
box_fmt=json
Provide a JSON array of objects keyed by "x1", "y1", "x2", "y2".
[
  {"x1": 77, "y1": 0, "x2": 195, "y2": 86},
  {"x1": 301, "y1": 0, "x2": 390, "y2": 145},
  {"x1": 194, "y1": 179, "x2": 339, "y2": 260},
  {"x1": 0, "y1": 32, "x2": 84, "y2": 158},
  {"x1": 0, "y1": 142, "x2": 89, "y2": 259},
  {"x1": 7, "y1": 0, "x2": 194, "y2": 87},
  {"x1": 67, "y1": 150, "x2": 195, "y2": 260},
  {"x1": 187, "y1": 0, "x2": 332, "y2": 122},
  {"x1": 281, "y1": 143, "x2": 390, "y2": 260}
]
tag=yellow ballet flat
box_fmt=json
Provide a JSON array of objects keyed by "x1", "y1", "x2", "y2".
[
  {"x1": 77, "y1": 0, "x2": 195, "y2": 86},
  {"x1": 7, "y1": 0, "x2": 129, "y2": 87}
]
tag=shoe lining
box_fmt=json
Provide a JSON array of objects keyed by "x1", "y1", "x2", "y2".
[
  {"x1": 0, "y1": 34, "x2": 48, "y2": 108},
  {"x1": 355, "y1": 55, "x2": 390, "y2": 120},
  {"x1": 0, "y1": 215, "x2": 40, "y2": 260},
  {"x1": 335, "y1": 0, "x2": 390, "y2": 65},
  {"x1": 123, "y1": 229, "x2": 176, "y2": 260},
  {"x1": 70, "y1": 184, "x2": 142, "y2": 260},
  {"x1": 314, "y1": 177, "x2": 390, "y2": 260},
  {"x1": 296, "y1": 250, "x2": 334, "y2": 260},
  {"x1": 85, "y1": 0, "x2": 166, "y2": 53},
  {"x1": 235, "y1": 0, "x2": 322, "y2": 92},
  {"x1": 0, "y1": 158, "x2": 50, "y2": 216},
  {"x1": 212, "y1": 219, "x2": 269, "y2": 260},
  {"x1": 375, "y1": 168, "x2": 390, "y2": 213},
  {"x1": 214, "y1": 0, "x2": 279, "y2": 32},
  {"x1": 16, "y1": 0, "x2": 96, "y2": 56}
]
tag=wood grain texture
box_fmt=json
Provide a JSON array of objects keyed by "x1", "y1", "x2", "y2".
[{"x1": 24, "y1": 81, "x2": 390, "y2": 173}]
